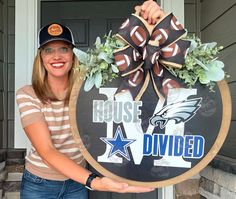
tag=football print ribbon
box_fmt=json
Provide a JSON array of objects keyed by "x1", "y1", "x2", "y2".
[{"x1": 114, "y1": 13, "x2": 191, "y2": 100}]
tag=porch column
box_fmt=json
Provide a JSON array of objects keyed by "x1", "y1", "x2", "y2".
[{"x1": 14, "y1": 0, "x2": 39, "y2": 149}]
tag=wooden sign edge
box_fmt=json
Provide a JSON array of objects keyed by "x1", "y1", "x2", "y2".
[{"x1": 69, "y1": 78, "x2": 232, "y2": 187}]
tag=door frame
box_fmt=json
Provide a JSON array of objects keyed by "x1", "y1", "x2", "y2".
[{"x1": 14, "y1": 0, "x2": 185, "y2": 198}]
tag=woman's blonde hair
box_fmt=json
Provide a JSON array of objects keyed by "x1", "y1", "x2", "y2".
[{"x1": 32, "y1": 49, "x2": 79, "y2": 104}]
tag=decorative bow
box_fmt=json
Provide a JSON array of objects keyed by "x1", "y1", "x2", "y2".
[{"x1": 114, "y1": 13, "x2": 191, "y2": 101}]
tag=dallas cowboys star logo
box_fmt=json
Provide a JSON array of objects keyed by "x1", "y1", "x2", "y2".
[{"x1": 100, "y1": 126, "x2": 136, "y2": 161}]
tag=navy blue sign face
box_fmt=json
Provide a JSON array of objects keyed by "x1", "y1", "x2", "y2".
[{"x1": 70, "y1": 73, "x2": 231, "y2": 187}]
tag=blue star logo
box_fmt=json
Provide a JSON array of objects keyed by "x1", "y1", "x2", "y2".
[{"x1": 100, "y1": 126, "x2": 136, "y2": 161}]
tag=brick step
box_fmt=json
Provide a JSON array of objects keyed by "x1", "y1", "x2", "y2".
[{"x1": 0, "y1": 149, "x2": 25, "y2": 199}]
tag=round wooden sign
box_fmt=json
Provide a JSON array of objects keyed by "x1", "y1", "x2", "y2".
[{"x1": 69, "y1": 71, "x2": 231, "y2": 187}]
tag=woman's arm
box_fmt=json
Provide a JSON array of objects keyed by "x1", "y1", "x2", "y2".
[
  {"x1": 24, "y1": 120, "x2": 154, "y2": 193},
  {"x1": 24, "y1": 121, "x2": 91, "y2": 185}
]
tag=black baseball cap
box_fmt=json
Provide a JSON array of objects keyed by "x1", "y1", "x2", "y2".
[{"x1": 38, "y1": 23, "x2": 75, "y2": 48}]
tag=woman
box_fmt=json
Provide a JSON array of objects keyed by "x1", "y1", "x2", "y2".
[{"x1": 16, "y1": 1, "x2": 165, "y2": 198}]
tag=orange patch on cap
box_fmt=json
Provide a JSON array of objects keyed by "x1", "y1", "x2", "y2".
[{"x1": 48, "y1": 24, "x2": 63, "y2": 36}]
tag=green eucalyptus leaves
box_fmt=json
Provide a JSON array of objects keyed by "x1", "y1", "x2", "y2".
[
  {"x1": 170, "y1": 35, "x2": 225, "y2": 91},
  {"x1": 74, "y1": 33, "x2": 226, "y2": 92},
  {"x1": 73, "y1": 31, "x2": 124, "y2": 92}
]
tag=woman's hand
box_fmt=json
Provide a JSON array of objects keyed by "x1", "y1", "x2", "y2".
[
  {"x1": 92, "y1": 176, "x2": 155, "y2": 193},
  {"x1": 135, "y1": 0, "x2": 165, "y2": 25}
]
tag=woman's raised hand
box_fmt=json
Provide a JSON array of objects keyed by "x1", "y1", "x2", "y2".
[{"x1": 135, "y1": 0, "x2": 165, "y2": 25}]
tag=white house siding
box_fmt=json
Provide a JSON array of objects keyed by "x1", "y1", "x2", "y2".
[
  {"x1": 0, "y1": 0, "x2": 15, "y2": 149},
  {"x1": 199, "y1": 0, "x2": 236, "y2": 198},
  {"x1": 200, "y1": 0, "x2": 236, "y2": 162},
  {"x1": 176, "y1": 1, "x2": 236, "y2": 198}
]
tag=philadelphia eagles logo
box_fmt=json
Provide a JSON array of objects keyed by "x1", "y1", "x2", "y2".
[{"x1": 149, "y1": 98, "x2": 202, "y2": 129}]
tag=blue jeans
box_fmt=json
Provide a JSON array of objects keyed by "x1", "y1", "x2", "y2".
[{"x1": 20, "y1": 170, "x2": 88, "y2": 199}]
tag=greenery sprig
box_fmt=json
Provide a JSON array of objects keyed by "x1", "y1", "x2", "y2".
[
  {"x1": 73, "y1": 33, "x2": 226, "y2": 92},
  {"x1": 169, "y1": 35, "x2": 225, "y2": 91},
  {"x1": 73, "y1": 31, "x2": 125, "y2": 91}
]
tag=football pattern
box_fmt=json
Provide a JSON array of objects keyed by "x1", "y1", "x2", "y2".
[
  {"x1": 114, "y1": 54, "x2": 131, "y2": 71},
  {"x1": 151, "y1": 29, "x2": 169, "y2": 46},
  {"x1": 133, "y1": 49, "x2": 142, "y2": 62},
  {"x1": 161, "y1": 43, "x2": 181, "y2": 58},
  {"x1": 113, "y1": 13, "x2": 191, "y2": 100},
  {"x1": 120, "y1": 18, "x2": 130, "y2": 30},
  {"x1": 162, "y1": 78, "x2": 180, "y2": 96},
  {"x1": 130, "y1": 26, "x2": 147, "y2": 47},
  {"x1": 150, "y1": 52, "x2": 160, "y2": 65},
  {"x1": 142, "y1": 47, "x2": 147, "y2": 60},
  {"x1": 170, "y1": 16, "x2": 183, "y2": 31},
  {"x1": 128, "y1": 69, "x2": 144, "y2": 87},
  {"x1": 153, "y1": 62, "x2": 164, "y2": 77},
  {"x1": 162, "y1": 39, "x2": 191, "y2": 65}
]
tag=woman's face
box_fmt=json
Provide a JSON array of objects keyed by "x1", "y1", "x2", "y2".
[{"x1": 40, "y1": 40, "x2": 73, "y2": 81}]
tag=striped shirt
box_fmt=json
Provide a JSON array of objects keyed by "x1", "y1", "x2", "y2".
[{"x1": 16, "y1": 85, "x2": 86, "y2": 180}]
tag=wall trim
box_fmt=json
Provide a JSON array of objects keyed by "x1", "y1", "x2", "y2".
[
  {"x1": 14, "y1": 0, "x2": 39, "y2": 149},
  {"x1": 161, "y1": 0, "x2": 185, "y2": 25}
]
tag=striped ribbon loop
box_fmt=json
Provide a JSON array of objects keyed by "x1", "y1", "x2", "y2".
[{"x1": 114, "y1": 13, "x2": 191, "y2": 100}]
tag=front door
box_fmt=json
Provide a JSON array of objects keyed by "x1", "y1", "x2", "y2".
[
  {"x1": 41, "y1": 1, "x2": 160, "y2": 199},
  {"x1": 41, "y1": 0, "x2": 148, "y2": 51}
]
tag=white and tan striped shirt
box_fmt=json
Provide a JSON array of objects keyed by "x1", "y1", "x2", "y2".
[{"x1": 16, "y1": 85, "x2": 86, "y2": 180}]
